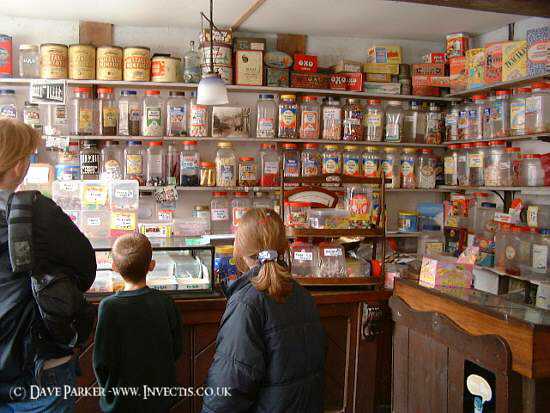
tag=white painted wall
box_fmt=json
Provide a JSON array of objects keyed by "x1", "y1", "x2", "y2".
[{"x1": 473, "y1": 17, "x2": 550, "y2": 47}]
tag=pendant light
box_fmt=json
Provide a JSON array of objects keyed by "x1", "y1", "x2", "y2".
[{"x1": 197, "y1": 0, "x2": 228, "y2": 105}]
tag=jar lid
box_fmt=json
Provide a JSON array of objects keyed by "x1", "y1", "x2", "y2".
[
  {"x1": 326, "y1": 97, "x2": 340, "y2": 104},
  {"x1": 531, "y1": 82, "x2": 549, "y2": 90},
  {"x1": 194, "y1": 205, "x2": 210, "y2": 211},
  {"x1": 148, "y1": 141, "x2": 163, "y2": 146},
  {"x1": 73, "y1": 87, "x2": 91, "y2": 93},
  {"x1": 283, "y1": 143, "x2": 298, "y2": 149},
  {"x1": 19, "y1": 44, "x2": 38, "y2": 51},
  {"x1": 215, "y1": 245, "x2": 233, "y2": 254},
  {"x1": 472, "y1": 192, "x2": 489, "y2": 197},
  {"x1": 462, "y1": 143, "x2": 473, "y2": 148},
  {"x1": 82, "y1": 139, "x2": 98, "y2": 147},
  {"x1": 104, "y1": 140, "x2": 119, "y2": 145},
  {"x1": 368, "y1": 99, "x2": 381, "y2": 105},
  {"x1": 120, "y1": 90, "x2": 137, "y2": 96},
  {"x1": 348, "y1": 98, "x2": 361, "y2": 104},
  {"x1": 259, "y1": 94, "x2": 275, "y2": 99},
  {"x1": 239, "y1": 156, "x2": 254, "y2": 161},
  {"x1": 213, "y1": 191, "x2": 228, "y2": 196},
  {"x1": 522, "y1": 153, "x2": 540, "y2": 159},
  {"x1": 169, "y1": 91, "x2": 185, "y2": 97},
  {"x1": 304, "y1": 143, "x2": 319, "y2": 149},
  {"x1": 280, "y1": 94, "x2": 296, "y2": 100},
  {"x1": 24, "y1": 101, "x2": 38, "y2": 107},
  {"x1": 128, "y1": 140, "x2": 142, "y2": 146},
  {"x1": 474, "y1": 142, "x2": 488, "y2": 147},
  {"x1": 97, "y1": 87, "x2": 113, "y2": 94},
  {"x1": 183, "y1": 140, "x2": 198, "y2": 145},
  {"x1": 145, "y1": 90, "x2": 161, "y2": 95},
  {"x1": 260, "y1": 143, "x2": 274, "y2": 149},
  {"x1": 495, "y1": 90, "x2": 511, "y2": 96},
  {"x1": 505, "y1": 147, "x2": 521, "y2": 153},
  {"x1": 200, "y1": 161, "x2": 215, "y2": 167},
  {"x1": 324, "y1": 144, "x2": 339, "y2": 150},
  {"x1": 217, "y1": 142, "x2": 233, "y2": 148},
  {"x1": 472, "y1": 94, "x2": 486, "y2": 100},
  {"x1": 449, "y1": 144, "x2": 461, "y2": 149},
  {"x1": 303, "y1": 96, "x2": 318, "y2": 102},
  {"x1": 125, "y1": 46, "x2": 151, "y2": 51},
  {"x1": 489, "y1": 140, "x2": 506, "y2": 146},
  {"x1": 403, "y1": 147, "x2": 416, "y2": 154},
  {"x1": 40, "y1": 43, "x2": 67, "y2": 48},
  {"x1": 284, "y1": 201, "x2": 312, "y2": 207},
  {"x1": 235, "y1": 192, "x2": 249, "y2": 197},
  {"x1": 97, "y1": 45, "x2": 123, "y2": 50},
  {"x1": 517, "y1": 87, "x2": 531, "y2": 93},
  {"x1": 344, "y1": 145, "x2": 359, "y2": 151}
]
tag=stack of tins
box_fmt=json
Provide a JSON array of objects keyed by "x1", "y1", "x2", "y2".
[{"x1": 199, "y1": 28, "x2": 233, "y2": 84}]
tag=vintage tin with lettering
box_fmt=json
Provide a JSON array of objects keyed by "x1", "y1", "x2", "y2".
[
  {"x1": 69, "y1": 44, "x2": 96, "y2": 80},
  {"x1": 450, "y1": 56, "x2": 467, "y2": 92},
  {"x1": 265, "y1": 67, "x2": 289, "y2": 87},
  {"x1": 362, "y1": 63, "x2": 399, "y2": 75},
  {"x1": 502, "y1": 41, "x2": 528, "y2": 81},
  {"x1": 293, "y1": 54, "x2": 318, "y2": 73},
  {"x1": 446, "y1": 33, "x2": 470, "y2": 59},
  {"x1": 200, "y1": 28, "x2": 232, "y2": 45},
  {"x1": 234, "y1": 37, "x2": 266, "y2": 51},
  {"x1": 40, "y1": 43, "x2": 68, "y2": 79},
  {"x1": 235, "y1": 50, "x2": 263, "y2": 86},
  {"x1": 412, "y1": 63, "x2": 446, "y2": 76},
  {"x1": 484, "y1": 42, "x2": 504, "y2": 84},
  {"x1": 96, "y1": 46, "x2": 123, "y2": 80},
  {"x1": 0, "y1": 35, "x2": 12, "y2": 77},
  {"x1": 123, "y1": 46, "x2": 151, "y2": 82},
  {"x1": 200, "y1": 44, "x2": 233, "y2": 66},
  {"x1": 151, "y1": 55, "x2": 181, "y2": 82},
  {"x1": 290, "y1": 72, "x2": 330, "y2": 89},
  {"x1": 367, "y1": 46, "x2": 402, "y2": 64},
  {"x1": 332, "y1": 59, "x2": 362, "y2": 73}
]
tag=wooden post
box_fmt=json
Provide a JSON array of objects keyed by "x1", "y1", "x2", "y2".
[{"x1": 79, "y1": 21, "x2": 113, "y2": 46}]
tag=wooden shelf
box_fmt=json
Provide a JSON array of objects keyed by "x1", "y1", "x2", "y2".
[
  {"x1": 443, "y1": 132, "x2": 550, "y2": 145},
  {"x1": 448, "y1": 72, "x2": 550, "y2": 97},
  {"x1": 286, "y1": 228, "x2": 384, "y2": 238},
  {"x1": 139, "y1": 185, "x2": 279, "y2": 192},
  {"x1": 386, "y1": 231, "x2": 421, "y2": 238},
  {"x1": 294, "y1": 277, "x2": 382, "y2": 287},
  {"x1": 439, "y1": 185, "x2": 550, "y2": 193},
  {"x1": 1, "y1": 77, "x2": 459, "y2": 102}
]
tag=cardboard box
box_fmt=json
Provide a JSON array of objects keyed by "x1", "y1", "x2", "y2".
[
  {"x1": 364, "y1": 73, "x2": 392, "y2": 83},
  {"x1": 422, "y1": 52, "x2": 447, "y2": 64},
  {"x1": 419, "y1": 247, "x2": 478, "y2": 289},
  {"x1": 234, "y1": 37, "x2": 266, "y2": 51},
  {"x1": 449, "y1": 56, "x2": 467, "y2": 92},
  {"x1": 329, "y1": 73, "x2": 347, "y2": 90},
  {"x1": 330, "y1": 73, "x2": 363, "y2": 91},
  {"x1": 290, "y1": 72, "x2": 330, "y2": 89},
  {"x1": 527, "y1": 26, "x2": 550, "y2": 76},
  {"x1": 331, "y1": 59, "x2": 362, "y2": 73},
  {"x1": 265, "y1": 67, "x2": 289, "y2": 87},
  {"x1": 367, "y1": 45, "x2": 402, "y2": 64},
  {"x1": 446, "y1": 32, "x2": 470, "y2": 59},
  {"x1": 502, "y1": 40, "x2": 528, "y2": 81},
  {"x1": 484, "y1": 42, "x2": 504, "y2": 84},
  {"x1": 412, "y1": 75, "x2": 450, "y2": 88},
  {"x1": 363, "y1": 81, "x2": 400, "y2": 94},
  {"x1": 412, "y1": 85, "x2": 440, "y2": 97},
  {"x1": 412, "y1": 63, "x2": 446, "y2": 76},
  {"x1": 466, "y1": 48, "x2": 485, "y2": 89},
  {"x1": 362, "y1": 63, "x2": 399, "y2": 75},
  {"x1": 293, "y1": 54, "x2": 318, "y2": 73},
  {"x1": 235, "y1": 50, "x2": 263, "y2": 86}
]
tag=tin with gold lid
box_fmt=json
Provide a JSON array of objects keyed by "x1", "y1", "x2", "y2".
[
  {"x1": 151, "y1": 55, "x2": 181, "y2": 82},
  {"x1": 69, "y1": 44, "x2": 96, "y2": 80},
  {"x1": 40, "y1": 43, "x2": 68, "y2": 79},
  {"x1": 123, "y1": 46, "x2": 151, "y2": 82},
  {"x1": 96, "y1": 46, "x2": 123, "y2": 80}
]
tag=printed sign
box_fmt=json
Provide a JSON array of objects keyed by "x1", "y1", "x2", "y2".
[{"x1": 29, "y1": 79, "x2": 66, "y2": 104}]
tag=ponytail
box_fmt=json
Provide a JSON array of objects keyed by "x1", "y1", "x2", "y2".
[{"x1": 251, "y1": 260, "x2": 293, "y2": 303}]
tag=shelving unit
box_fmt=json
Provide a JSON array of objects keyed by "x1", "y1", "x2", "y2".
[
  {"x1": 293, "y1": 277, "x2": 382, "y2": 287},
  {"x1": 138, "y1": 186, "x2": 452, "y2": 193},
  {"x1": 448, "y1": 72, "x2": 550, "y2": 97}
]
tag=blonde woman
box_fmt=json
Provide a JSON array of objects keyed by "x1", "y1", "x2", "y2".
[
  {"x1": 0, "y1": 119, "x2": 96, "y2": 412},
  {"x1": 201, "y1": 208, "x2": 325, "y2": 413}
]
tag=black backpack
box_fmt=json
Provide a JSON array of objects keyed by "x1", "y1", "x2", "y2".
[{"x1": 7, "y1": 191, "x2": 95, "y2": 349}]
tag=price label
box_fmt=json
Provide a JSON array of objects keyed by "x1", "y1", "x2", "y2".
[
  {"x1": 82, "y1": 185, "x2": 108, "y2": 206},
  {"x1": 324, "y1": 248, "x2": 343, "y2": 257},
  {"x1": 111, "y1": 212, "x2": 137, "y2": 231},
  {"x1": 45, "y1": 135, "x2": 70, "y2": 151},
  {"x1": 294, "y1": 251, "x2": 313, "y2": 261},
  {"x1": 114, "y1": 189, "x2": 135, "y2": 199}
]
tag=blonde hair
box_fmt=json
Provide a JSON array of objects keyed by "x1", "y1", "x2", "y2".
[
  {"x1": 233, "y1": 208, "x2": 293, "y2": 302},
  {"x1": 112, "y1": 233, "x2": 153, "y2": 283},
  {"x1": 0, "y1": 119, "x2": 41, "y2": 179}
]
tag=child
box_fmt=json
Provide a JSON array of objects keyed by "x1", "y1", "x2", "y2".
[{"x1": 93, "y1": 233, "x2": 182, "y2": 413}]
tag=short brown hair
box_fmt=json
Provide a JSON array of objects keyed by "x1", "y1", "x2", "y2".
[
  {"x1": 111, "y1": 233, "x2": 153, "y2": 283},
  {"x1": 0, "y1": 119, "x2": 41, "y2": 179}
]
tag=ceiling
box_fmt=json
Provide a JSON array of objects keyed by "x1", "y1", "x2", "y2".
[{"x1": 0, "y1": 0, "x2": 525, "y2": 41}]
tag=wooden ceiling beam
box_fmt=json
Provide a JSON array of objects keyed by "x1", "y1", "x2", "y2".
[
  {"x1": 390, "y1": 0, "x2": 550, "y2": 18},
  {"x1": 231, "y1": 0, "x2": 268, "y2": 32}
]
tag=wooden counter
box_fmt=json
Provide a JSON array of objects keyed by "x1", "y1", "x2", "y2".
[{"x1": 76, "y1": 288, "x2": 392, "y2": 413}]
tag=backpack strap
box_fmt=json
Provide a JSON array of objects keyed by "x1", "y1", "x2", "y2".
[{"x1": 6, "y1": 191, "x2": 39, "y2": 273}]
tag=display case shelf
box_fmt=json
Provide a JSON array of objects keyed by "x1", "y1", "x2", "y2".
[
  {"x1": 448, "y1": 72, "x2": 550, "y2": 98},
  {"x1": 293, "y1": 277, "x2": 382, "y2": 287},
  {"x1": 443, "y1": 132, "x2": 550, "y2": 145},
  {"x1": 138, "y1": 185, "x2": 280, "y2": 192},
  {"x1": 476, "y1": 265, "x2": 550, "y2": 287},
  {"x1": 286, "y1": 228, "x2": 385, "y2": 238}
]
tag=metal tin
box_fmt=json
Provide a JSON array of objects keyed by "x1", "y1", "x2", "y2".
[
  {"x1": 0, "y1": 34, "x2": 13, "y2": 77},
  {"x1": 151, "y1": 55, "x2": 181, "y2": 82},
  {"x1": 68, "y1": 44, "x2": 96, "y2": 80},
  {"x1": 40, "y1": 43, "x2": 68, "y2": 79},
  {"x1": 201, "y1": 64, "x2": 232, "y2": 84},
  {"x1": 96, "y1": 46, "x2": 123, "y2": 80},
  {"x1": 199, "y1": 44, "x2": 232, "y2": 66},
  {"x1": 123, "y1": 46, "x2": 151, "y2": 82}
]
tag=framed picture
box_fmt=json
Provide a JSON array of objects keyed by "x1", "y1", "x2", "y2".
[{"x1": 212, "y1": 106, "x2": 251, "y2": 138}]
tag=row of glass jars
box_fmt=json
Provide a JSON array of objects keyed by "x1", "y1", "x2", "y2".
[
  {"x1": 260, "y1": 94, "x2": 444, "y2": 144},
  {"x1": 443, "y1": 141, "x2": 544, "y2": 187},
  {"x1": 445, "y1": 83, "x2": 550, "y2": 141}
]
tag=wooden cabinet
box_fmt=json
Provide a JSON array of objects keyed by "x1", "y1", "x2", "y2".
[{"x1": 75, "y1": 290, "x2": 391, "y2": 413}]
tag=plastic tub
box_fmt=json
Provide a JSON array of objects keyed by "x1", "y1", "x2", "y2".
[
  {"x1": 290, "y1": 241, "x2": 317, "y2": 277},
  {"x1": 284, "y1": 201, "x2": 311, "y2": 228},
  {"x1": 308, "y1": 208, "x2": 350, "y2": 229}
]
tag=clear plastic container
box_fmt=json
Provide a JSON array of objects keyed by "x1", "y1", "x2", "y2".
[
  {"x1": 70, "y1": 87, "x2": 93, "y2": 135},
  {"x1": 510, "y1": 87, "x2": 531, "y2": 136},
  {"x1": 165, "y1": 142, "x2": 180, "y2": 186},
  {"x1": 290, "y1": 241, "x2": 317, "y2": 277},
  {"x1": 256, "y1": 94, "x2": 277, "y2": 138},
  {"x1": 200, "y1": 161, "x2": 216, "y2": 187},
  {"x1": 364, "y1": 99, "x2": 384, "y2": 142},
  {"x1": 322, "y1": 97, "x2": 342, "y2": 140},
  {"x1": 79, "y1": 140, "x2": 100, "y2": 180},
  {"x1": 532, "y1": 228, "x2": 550, "y2": 273},
  {"x1": 81, "y1": 209, "x2": 110, "y2": 239},
  {"x1": 362, "y1": 147, "x2": 381, "y2": 178},
  {"x1": 484, "y1": 140, "x2": 507, "y2": 187},
  {"x1": 44, "y1": 105, "x2": 68, "y2": 136},
  {"x1": 416, "y1": 148, "x2": 437, "y2": 189},
  {"x1": 505, "y1": 225, "x2": 531, "y2": 275},
  {"x1": 284, "y1": 201, "x2": 311, "y2": 228},
  {"x1": 55, "y1": 142, "x2": 80, "y2": 181},
  {"x1": 322, "y1": 145, "x2": 342, "y2": 175},
  {"x1": 301, "y1": 143, "x2": 322, "y2": 177},
  {"x1": 278, "y1": 94, "x2": 298, "y2": 138},
  {"x1": 343, "y1": 145, "x2": 362, "y2": 177},
  {"x1": 231, "y1": 192, "x2": 252, "y2": 233},
  {"x1": 457, "y1": 143, "x2": 471, "y2": 186},
  {"x1": 210, "y1": 192, "x2": 231, "y2": 234},
  {"x1": 80, "y1": 180, "x2": 109, "y2": 210},
  {"x1": 525, "y1": 82, "x2": 550, "y2": 134},
  {"x1": 252, "y1": 191, "x2": 274, "y2": 209},
  {"x1": 494, "y1": 223, "x2": 511, "y2": 271},
  {"x1": 457, "y1": 101, "x2": 468, "y2": 140},
  {"x1": 486, "y1": 90, "x2": 511, "y2": 139},
  {"x1": 382, "y1": 147, "x2": 400, "y2": 188},
  {"x1": 474, "y1": 202, "x2": 498, "y2": 239},
  {"x1": 425, "y1": 102, "x2": 443, "y2": 144},
  {"x1": 385, "y1": 100, "x2": 404, "y2": 142},
  {"x1": 98, "y1": 87, "x2": 117, "y2": 136},
  {"x1": 505, "y1": 147, "x2": 522, "y2": 187},
  {"x1": 403, "y1": 100, "x2": 426, "y2": 143},
  {"x1": 444, "y1": 144, "x2": 460, "y2": 186},
  {"x1": 308, "y1": 208, "x2": 350, "y2": 229},
  {"x1": 259, "y1": 143, "x2": 280, "y2": 187},
  {"x1": 342, "y1": 98, "x2": 363, "y2": 141},
  {"x1": 464, "y1": 95, "x2": 485, "y2": 140},
  {"x1": 0, "y1": 89, "x2": 16, "y2": 120},
  {"x1": 52, "y1": 181, "x2": 81, "y2": 222},
  {"x1": 300, "y1": 96, "x2": 321, "y2": 139},
  {"x1": 282, "y1": 143, "x2": 301, "y2": 182},
  {"x1": 23, "y1": 102, "x2": 42, "y2": 132},
  {"x1": 166, "y1": 91, "x2": 188, "y2": 137},
  {"x1": 146, "y1": 141, "x2": 166, "y2": 186},
  {"x1": 216, "y1": 142, "x2": 237, "y2": 187},
  {"x1": 179, "y1": 140, "x2": 200, "y2": 186},
  {"x1": 417, "y1": 224, "x2": 445, "y2": 257},
  {"x1": 19, "y1": 44, "x2": 40, "y2": 78},
  {"x1": 400, "y1": 148, "x2": 417, "y2": 189},
  {"x1": 189, "y1": 92, "x2": 209, "y2": 137},
  {"x1": 100, "y1": 140, "x2": 124, "y2": 180},
  {"x1": 124, "y1": 140, "x2": 147, "y2": 186},
  {"x1": 142, "y1": 90, "x2": 164, "y2": 137},
  {"x1": 444, "y1": 101, "x2": 460, "y2": 142},
  {"x1": 316, "y1": 242, "x2": 347, "y2": 278},
  {"x1": 109, "y1": 180, "x2": 139, "y2": 211},
  {"x1": 118, "y1": 90, "x2": 141, "y2": 136},
  {"x1": 468, "y1": 142, "x2": 487, "y2": 187},
  {"x1": 520, "y1": 154, "x2": 544, "y2": 187},
  {"x1": 238, "y1": 157, "x2": 258, "y2": 187},
  {"x1": 525, "y1": 204, "x2": 550, "y2": 229}
]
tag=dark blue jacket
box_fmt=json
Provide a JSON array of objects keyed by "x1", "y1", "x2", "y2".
[{"x1": 201, "y1": 267, "x2": 326, "y2": 413}]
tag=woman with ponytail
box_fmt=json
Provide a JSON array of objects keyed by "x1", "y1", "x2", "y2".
[{"x1": 201, "y1": 208, "x2": 326, "y2": 413}]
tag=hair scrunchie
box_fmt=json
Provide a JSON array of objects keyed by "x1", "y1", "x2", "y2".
[{"x1": 258, "y1": 250, "x2": 278, "y2": 265}]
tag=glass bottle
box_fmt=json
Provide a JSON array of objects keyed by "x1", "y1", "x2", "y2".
[
  {"x1": 124, "y1": 141, "x2": 147, "y2": 186},
  {"x1": 166, "y1": 91, "x2": 188, "y2": 137},
  {"x1": 525, "y1": 82, "x2": 550, "y2": 134},
  {"x1": 100, "y1": 140, "x2": 124, "y2": 180},
  {"x1": 457, "y1": 143, "x2": 471, "y2": 187},
  {"x1": 343, "y1": 145, "x2": 362, "y2": 177},
  {"x1": 342, "y1": 98, "x2": 363, "y2": 141},
  {"x1": 300, "y1": 96, "x2": 321, "y2": 139},
  {"x1": 278, "y1": 94, "x2": 298, "y2": 138},
  {"x1": 425, "y1": 102, "x2": 443, "y2": 144},
  {"x1": 385, "y1": 101, "x2": 404, "y2": 142},
  {"x1": 44, "y1": 104, "x2": 68, "y2": 136},
  {"x1": 301, "y1": 143, "x2": 322, "y2": 177},
  {"x1": 403, "y1": 100, "x2": 426, "y2": 143},
  {"x1": 22, "y1": 102, "x2": 42, "y2": 132},
  {"x1": 70, "y1": 87, "x2": 93, "y2": 135},
  {"x1": 322, "y1": 97, "x2": 342, "y2": 140},
  {"x1": 510, "y1": 87, "x2": 531, "y2": 136},
  {"x1": 444, "y1": 101, "x2": 460, "y2": 142},
  {"x1": 79, "y1": 140, "x2": 101, "y2": 180},
  {"x1": 444, "y1": 144, "x2": 460, "y2": 186},
  {"x1": 282, "y1": 143, "x2": 301, "y2": 183},
  {"x1": 98, "y1": 87, "x2": 117, "y2": 136},
  {"x1": 400, "y1": 148, "x2": 417, "y2": 189},
  {"x1": 468, "y1": 142, "x2": 488, "y2": 187},
  {"x1": 382, "y1": 147, "x2": 400, "y2": 188},
  {"x1": 19, "y1": 44, "x2": 40, "y2": 78},
  {"x1": 165, "y1": 141, "x2": 180, "y2": 185},
  {"x1": 210, "y1": 192, "x2": 231, "y2": 234},
  {"x1": 146, "y1": 141, "x2": 166, "y2": 186},
  {"x1": 364, "y1": 99, "x2": 384, "y2": 142},
  {"x1": 231, "y1": 192, "x2": 252, "y2": 233},
  {"x1": 416, "y1": 148, "x2": 437, "y2": 189},
  {"x1": 183, "y1": 40, "x2": 201, "y2": 83},
  {"x1": 179, "y1": 140, "x2": 200, "y2": 186},
  {"x1": 362, "y1": 146, "x2": 381, "y2": 178},
  {"x1": 215, "y1": 142, "x2": 238, "y2": 187},
  {"x1": 200, "y1": 162, "x2": 216, "y2": 187},
  {"x1": 189, "y1": 91, "x2": 209, "y2": 137},
  {"x1": 259, "y1": 143, "x2": 280, "y2": 187},
  {"x1": 256, "y1": 94, "x2": 277, "y2": 138},
  {"x1": 118, "y1": 90, "x2": 141, "y2": 136},
  {"x1": 142, "y1": 90, "x2": 164, "y2": 137}
]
